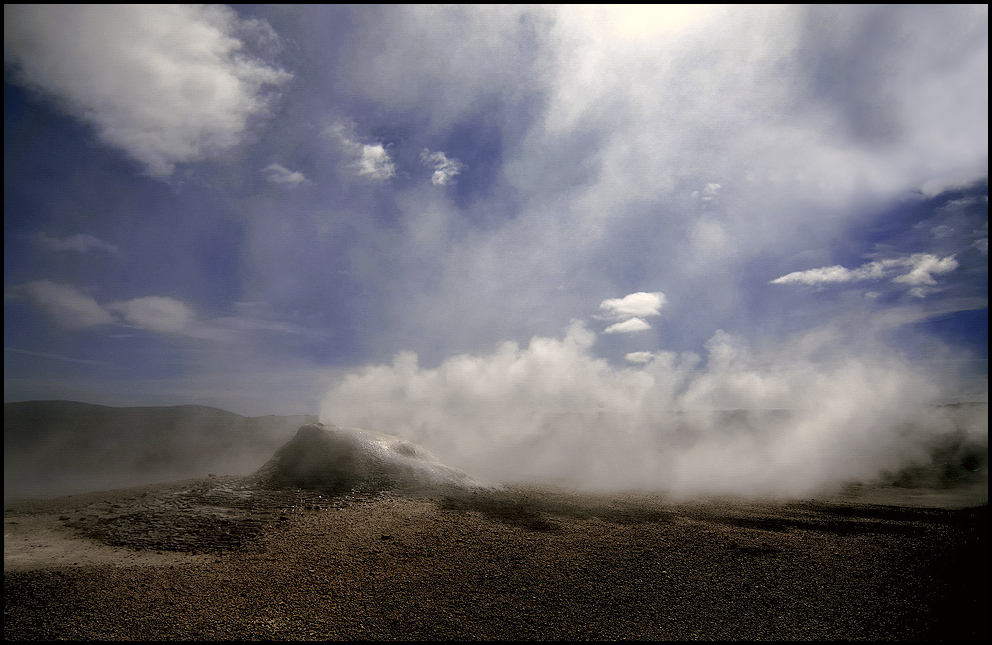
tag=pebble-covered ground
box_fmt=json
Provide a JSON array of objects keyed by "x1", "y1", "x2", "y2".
[{"x1": 4, "y1": 478, "x2": 987, "y2": 640}]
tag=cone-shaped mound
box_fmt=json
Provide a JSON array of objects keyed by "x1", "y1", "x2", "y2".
[{"x1": 248, "y1": 423, "x2": 490, "y2": 494}]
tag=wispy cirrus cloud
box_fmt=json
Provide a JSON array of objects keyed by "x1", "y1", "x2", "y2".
[
  {"x1": 30, "y1": 232, "x2": 119, "y2": 254},
  {"x1": 3, "y1": 346, "x2": 105, "y2": 365},
  {"x1": 771, "y1": 253, "x2": 959, "y2": 296}
]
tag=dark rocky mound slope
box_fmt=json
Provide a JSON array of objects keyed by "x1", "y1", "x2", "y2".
[{"x1": 247, "y1": 423, "x2": 490, "y2": 494}]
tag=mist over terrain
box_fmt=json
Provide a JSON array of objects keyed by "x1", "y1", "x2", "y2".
[
  {"x1": 6, "y1": 390, "x2": 984, "y2": 504},
  {"x1": 3, "y1": 401, "x2": 314, "y2": 502}
]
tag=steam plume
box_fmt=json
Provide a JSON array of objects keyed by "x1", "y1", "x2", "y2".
[{"x1": 322, "y1": 322, "x2": 987, "y2": 497}]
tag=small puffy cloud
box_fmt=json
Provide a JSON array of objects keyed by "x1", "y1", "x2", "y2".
[
  {"x1": 604, "y1": 317, "x2": 652, "y2": 334},
  {"x1": 356, "y1": 143, "x2": 396, "y2": 180},
  {"x1": 21, "y1": 280, "x2": 113, "y2": 328},
  {"x1": 4, "y1": 5, "x2": 291, "y2": 176},
  {"x1": 31, "y1": 232, "x2": 119, "y2": 254},
  {"x1": 691, "y1": 182, "x2": 721, "y2": 205},
  {"x1": 599, "y1": 291, "x2": 667, "y2": 318},
  {"x1": 323, "y1": 121, "x2": 395, "y2": 181},
  {"x1": 974, "y1": 237, "x2": 989, "y2": 255},
  {"x1": 421, "y1": 149, "x2": 464, "y2": 186},
  {"x1": 263, "y1": 163, "x2": 307, "y2": 188},
  {"x1": 891, "y1": 254, "x2": 959, "y2": 286},
  {"x1": 907, "y1": 287, "x2": 936, "y2": 299},
  {"x1": 624, "y1": 351, "x2": 656, "y2": 363},
  {"x1": 772, "y1": 254, "x2": 958, "y2": 295},
  {"x1": 109, "y1": 296, "x2": 195, "y2": 334}
]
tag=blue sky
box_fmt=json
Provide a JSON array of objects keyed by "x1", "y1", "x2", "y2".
[{"x1": 3, "y1": 6, "x2": 988, "y2": 492}]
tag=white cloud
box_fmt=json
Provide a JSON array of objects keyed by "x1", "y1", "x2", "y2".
[
  {"x1": 17, "y1": 282, "x2": 213, "y2": 338},
  {"x1": 771, "y1": 264, "x2": 883, "y2": 285},
  {"x1": 323, "y1": 122, "x2": 396, "y2": 181},
  {"x1": 603, "y1": 317, "x2": 652, "y2": 334},
  {"x1": 263, "y1": 163, "x2": 307, "y2": 188},
  {"x1": 16, "y1": 282, "x2": 323, "y2": 344},
  {"x1": 21, "y1": 280, "x2": 113, "y2": 328},
  {"x1": 31, "y1": 232, "x2": 119, "y2": 254},
  {"x1": 692, "y1": 182, "x2": 721, "y2": 204},
  {"x1": 624, "y1": 351, "x2": 656, "y2": 363},
  {"x1": 891, "y1": 254, "x2": 959, "y2": 286},
  {"x1": 4, "y1": 5, "x2": 291, "y2": 176},
  {"x1": 930, "y1": 225, "x2": 953, "y2": 239},
  {"x1": 421, "y1": 149, "x2": 464, "y2": 186},
  {"x1": 109, "y1": 296, "x2": 195, "y2": 334},
  {"x1": 599, "y1": 292, "x2": 666, "y2": 318},
  {"x1": 552, "y1": 5, "x2": 984, "y2": 207},
  {"x1": 356, "y1": 143, "x2": 396, "y2": 180},
  {"x1": 772, "y1": 253, "x2": 959, "y2": 294}
]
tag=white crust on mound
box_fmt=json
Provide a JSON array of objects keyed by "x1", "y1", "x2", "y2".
[{"x1": 249, "y1": 423, "x2": 492, "y2": 494}]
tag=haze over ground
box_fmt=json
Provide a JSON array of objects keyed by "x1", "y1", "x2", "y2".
[{"x1": 4, "y1": 6, "x2": 987, "y2": 496}]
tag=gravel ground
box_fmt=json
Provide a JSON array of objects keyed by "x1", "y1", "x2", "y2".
[{"x1": 4, "y1": 478, "x2": 987, "y2": 641}]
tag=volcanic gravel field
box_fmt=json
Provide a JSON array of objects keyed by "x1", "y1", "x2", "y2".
[{"x1": 4, "y1": 477, "x2": 987, "y2": 641}]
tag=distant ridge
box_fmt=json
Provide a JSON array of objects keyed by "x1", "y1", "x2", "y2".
[{"x1": 4, "y1": 400, "x2": 317, "y2": 502}]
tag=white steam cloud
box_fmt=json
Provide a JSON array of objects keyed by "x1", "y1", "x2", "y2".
[{"x1": 321, "y1": 321, "x2": 985, "y2": 498}]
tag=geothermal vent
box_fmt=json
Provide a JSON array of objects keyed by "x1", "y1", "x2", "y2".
[{"x1": 249, "y1": 423, "x2": 488, "y2": 494}]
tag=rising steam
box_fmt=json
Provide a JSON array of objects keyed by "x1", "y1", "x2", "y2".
[{"x1": 321, "y1": 322, "x2": 986, "y2": 497}]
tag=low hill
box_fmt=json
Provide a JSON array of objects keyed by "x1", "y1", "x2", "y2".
[{"x1": 3, "y1": 400, "x2": 316, "y2": 502}]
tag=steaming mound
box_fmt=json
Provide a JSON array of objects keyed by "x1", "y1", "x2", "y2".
[{"x1": 248, "y1": 423, "x2": 490, "y2": 494}]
